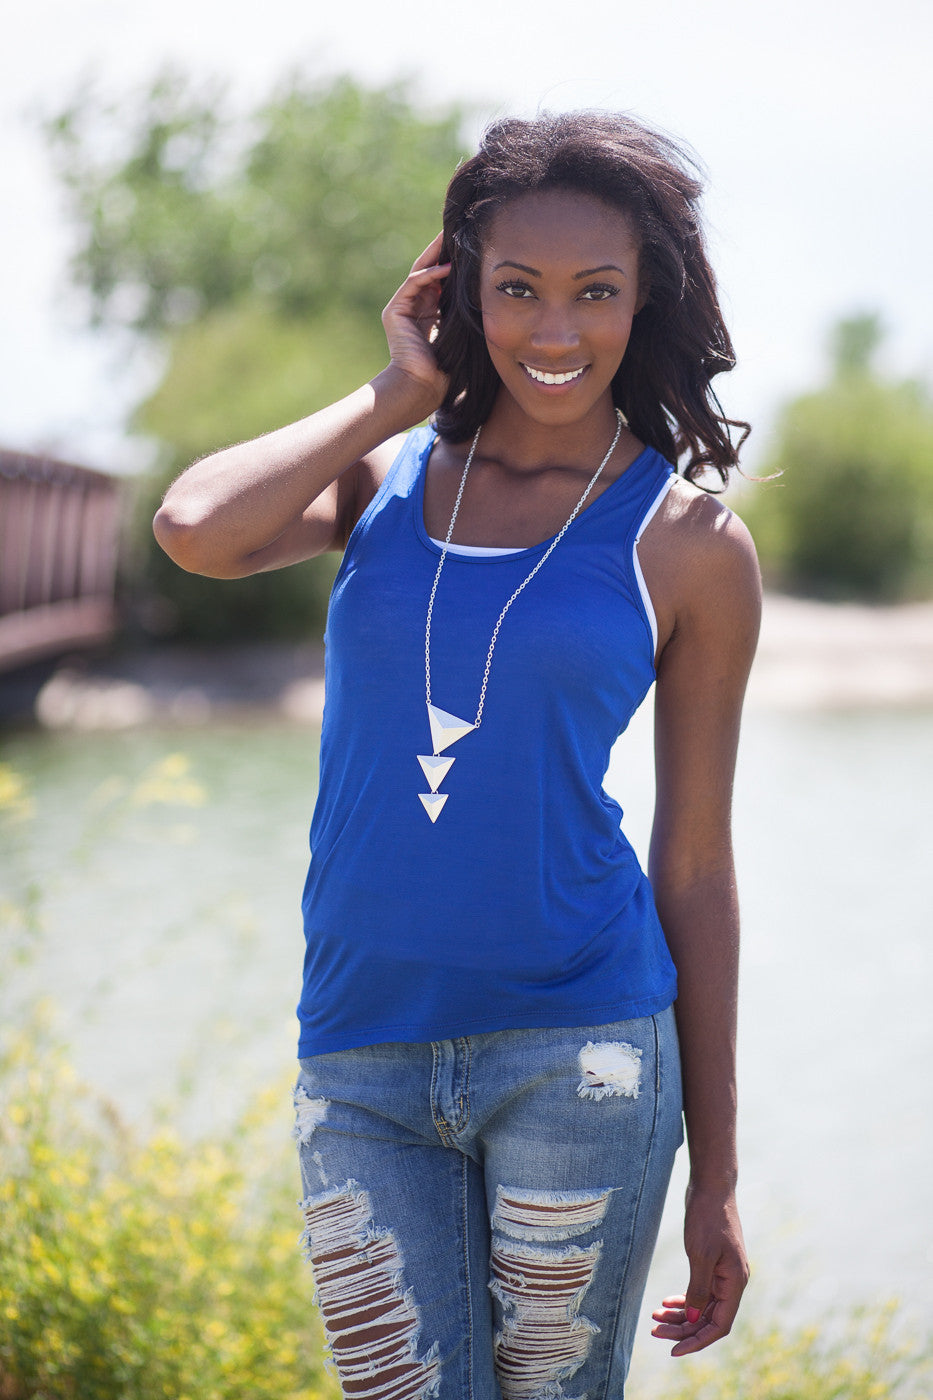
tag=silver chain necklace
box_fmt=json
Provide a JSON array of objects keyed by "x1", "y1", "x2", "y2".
[{"x1": 418, "y1": 407, "x2": 624, "y2": 822}]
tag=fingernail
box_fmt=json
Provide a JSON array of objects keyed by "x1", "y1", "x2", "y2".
[{"x1": 685, "y1": 1306, "x2": 701, "y2": 1324}]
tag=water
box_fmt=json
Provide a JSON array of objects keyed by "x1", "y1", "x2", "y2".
[
  {"x1": 1, "y1": 723, "x2": 320, "y2": 1127},
  {"x1": 610, "y1": 704, "x2": 933, "y2": 1383},
  {"x1": 2, "y1": 703, "x2": 931, "y2": 1373}
]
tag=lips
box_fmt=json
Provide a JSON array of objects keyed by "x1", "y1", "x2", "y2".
[{"x1": 521, "y1": 364, "x2": 588, "y2": 386}]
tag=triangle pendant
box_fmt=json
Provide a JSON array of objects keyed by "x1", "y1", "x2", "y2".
[
  {"x1": 427, "y1": 702, "x2": 476, "y2": 754},
  {"x1": 419, "y1": 791, "x2": 449, "y2": 823},
  {"x1": 417, "y1": 754, "x2": 455, "y2": 791}
]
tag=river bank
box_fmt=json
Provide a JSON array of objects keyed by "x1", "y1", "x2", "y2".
[{"x1": 9, "y1": 592, "x2": 933, "y2": 730}]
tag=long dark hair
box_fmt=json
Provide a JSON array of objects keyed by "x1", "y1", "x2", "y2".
[{"x1": 432, "y1": 112, "x2": 749, "y2": 486}]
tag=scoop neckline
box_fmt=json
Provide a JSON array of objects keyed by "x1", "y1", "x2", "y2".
[{"x1": 413, "y1": 426, "x2": 653, "y2": 562}]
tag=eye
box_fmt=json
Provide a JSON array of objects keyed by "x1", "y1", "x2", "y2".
[
  {"x1": 579, "y1": 283, "x2": 620, "y2": 302},
  {"x1": 496, "y1": 279, "x2": 536, "y2": 299}
]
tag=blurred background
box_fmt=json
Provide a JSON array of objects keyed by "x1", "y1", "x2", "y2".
[{"x1": 1, "y1": 2, "x2": 932, "y2": 1397}]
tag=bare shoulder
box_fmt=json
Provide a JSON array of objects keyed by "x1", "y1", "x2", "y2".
[
  {"x1": 659, "y1": 476, "x2": 758, "y2": 581},
  {"x1": 640, "y1": 475, "x2": 761, "y2": 658}
]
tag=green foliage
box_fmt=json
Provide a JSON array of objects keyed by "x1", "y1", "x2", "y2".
[
  {"x1": 658, "y1": 1308, "x2": 931, "y2": 1399},
  {"x1": 0, "y1": 762, "x2": 45, "y2": 995},
  {"x1": 46, "y1": 69, "x2": 466, "y2": 336},
  {"x1": 45, "y1": 68, "x2": 238, "y2": 334},
  {"x1": 0, "y1": 1029, "x2": 337, "y2": 1400},
  {"x1": 744, "y1": 314, "x2": 933, "y2": 600},
  {"x1": 240, "y1": 75, "x2": 467, "y2": 323},
  {"x1": 830, "y1": 311, "x2": 884, "y2": 379},
  {"x1": 46, "y1": 70, "x2": 469, "y2": 640},
  {"x1": 128, "y1": 298, "x2": 381, "y2": 640},
  {"x1": 137, "y1": 300, "x2": 386, "y2": 467}
]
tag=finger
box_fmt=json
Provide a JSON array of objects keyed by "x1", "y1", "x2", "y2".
[
  {"x1": 650, "y1": 1293, "x2": 688, "y2": 1325},
  {"x1": 651, "y1": 1306, "x2": 686, "y2": 1324},
  {"x1": 650, "y1": 1309, "x2": 711, "y2": 1350},
  {"x1": 650, "y1": 1305, "x2": 703, "y2": 1335},
  {"x1": 382, "y1": 262, "x2": 451, "y2": 332},
  {"x1": 392, "y1": 264, "x2": 451, "y2": 300},
  {"x1": 683, "y1": 1260, "x2": 713, "y2": 1323},
  {"x1": 386, "y1": 261, "x2": 451, "y2": 314},
  {"x1": 650, "y1": 1289, "x2": 710, "y2": 1349},
  {"x1": 662, "y1": 1286, "x2": 743, "y2": 1357},
  {"x1": 410, "y1": 232, "x2": 446, "y2": 272},
  {"x1": 651, "y1": 1321, "x2": 693, "y2": 1342},
  {"x1": 408, "y1": 261, "x2": 451, "y2": 284},
  {"x1": 669, "y1": 1314, "x2": 727, "y2": 1357}
]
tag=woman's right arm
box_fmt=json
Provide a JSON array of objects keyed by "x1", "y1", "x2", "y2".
[{"x1": 152, "y1": 237, "x2": 451, "y2": 578}]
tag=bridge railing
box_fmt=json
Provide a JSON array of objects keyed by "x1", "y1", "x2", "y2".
[{"x1": 0, "y1": 449, "x2": 122, "y2": 674}]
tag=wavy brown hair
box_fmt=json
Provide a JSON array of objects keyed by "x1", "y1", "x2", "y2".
[{"x1": 432, "y1": 112, "x2": 749, "y2": 486}]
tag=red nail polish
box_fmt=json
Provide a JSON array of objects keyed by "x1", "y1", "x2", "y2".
[{"x1": 685, "y1": 1306, "x2": 701, "y2": 1323}]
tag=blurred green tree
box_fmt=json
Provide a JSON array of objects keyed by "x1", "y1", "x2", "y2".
[
  {"x1": 744, "y1": 313, "x2": 933, "y2": 600},
  {"x1": 46, "y1": 70, "x2": 468, "y2": 639}
]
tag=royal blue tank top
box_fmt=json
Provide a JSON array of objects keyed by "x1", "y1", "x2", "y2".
[{"x1": 297, "y1": 426, "x2": 678, "y2": 1054}]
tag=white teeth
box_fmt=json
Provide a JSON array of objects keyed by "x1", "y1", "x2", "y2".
[{"x1": 523, "y1": 365, "x2": 585, "y2": 385}]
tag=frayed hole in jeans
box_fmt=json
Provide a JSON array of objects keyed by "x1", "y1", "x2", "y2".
[
  {"x1": 490, "y1": 1234, "x2": 602, "y2": 1400},
  {"x1": 577, "y1": 1040, "x2": 642, "y2": 1101},
  {"x1": 298, "y1": 1184, "x2": 441, "y2": 1400},
  {"x1": 492, "y1": 1185, "x2": 611, "y2": 1243},
  {"x1": 292, "y1": 1083, "x2": 330, "y2": 1144}
]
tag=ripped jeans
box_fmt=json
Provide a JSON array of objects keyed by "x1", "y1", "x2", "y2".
[{"x1": 293, "y1": 1009, "x2": 683, "y2": 1400}]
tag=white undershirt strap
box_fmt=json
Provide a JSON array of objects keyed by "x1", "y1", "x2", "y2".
[
  {"x1": 428, "y1": 538, "x2": 523, "y2": 557},
  {"x1": 632, "y1": 476, "x2": 674, "y2": 661}
]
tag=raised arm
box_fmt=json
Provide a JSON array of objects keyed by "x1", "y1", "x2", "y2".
[
  {"x1": 152, "y1": 236, "x2": 451, "y2": 577},
  {"x1": 642, "y1": 492, "x2": 761, "y2": 1356}
]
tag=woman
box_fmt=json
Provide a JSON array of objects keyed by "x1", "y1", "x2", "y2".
[{"x1": 154, "y1": 112, "x2": 759, "y2": 1400}]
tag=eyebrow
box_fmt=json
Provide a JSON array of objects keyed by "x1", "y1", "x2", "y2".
[
  {"x1": 491, "y1": 260, "x2": 627, "y2": 279},
  {"x1": 573, "y1": 265, "x2": 627, "y2": 279}
]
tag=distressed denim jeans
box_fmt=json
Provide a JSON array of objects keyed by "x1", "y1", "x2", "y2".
[{"x1": 294, "y1": 1009, "x2": 683, "y2": 1400}]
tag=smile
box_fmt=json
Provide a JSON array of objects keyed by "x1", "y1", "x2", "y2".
[{"x1": 521, "y1": 364, "x2": 587, "y2": 386}]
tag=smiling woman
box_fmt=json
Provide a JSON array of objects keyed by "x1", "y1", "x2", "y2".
[
  {"x1": 152, "y1": 110, "x2": 760, "y2": 1400},
  {"x1": 476, "y1": 192, "x2": 643, "y2": 428},
  {"x1": 432, "y1": 113, "x2": 748, "y2": 485}
]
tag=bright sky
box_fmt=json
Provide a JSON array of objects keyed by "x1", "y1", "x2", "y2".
[{"x1": 3, "y1": 0, "x2": 932, "y2": 470}]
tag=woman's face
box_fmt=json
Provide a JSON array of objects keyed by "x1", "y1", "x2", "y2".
[{"x1": 478, "y1": 188, "x2": 643, "y2": 426}]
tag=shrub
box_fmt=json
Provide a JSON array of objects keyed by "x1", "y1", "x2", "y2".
[
  {"x1": 658, "y1": 1306, "x2": 931, "y2": 1400},
  {"x1": 743, "y1": 315, "x2": 933, "y2": 601},
  {"x1": 0, "y1": 1029, "x2": 337, "y2": 1400}
]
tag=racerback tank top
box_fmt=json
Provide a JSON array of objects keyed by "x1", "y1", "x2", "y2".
[{"x1": 297, "y1": 426, "x2": 678, "y2": 1054}]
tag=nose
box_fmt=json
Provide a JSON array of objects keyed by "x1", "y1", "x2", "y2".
[{"x1": 528, "y1": 302, "x2": 582, "y2": 357}]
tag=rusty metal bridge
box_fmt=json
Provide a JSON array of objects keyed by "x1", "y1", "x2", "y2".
[{"x1": 0, "y1": 449, "x2": 121, "y2": 674}]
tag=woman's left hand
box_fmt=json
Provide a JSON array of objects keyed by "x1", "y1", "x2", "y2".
[{"x1": 650, "y1": 1185, "x2": 749, "y2": 1356}]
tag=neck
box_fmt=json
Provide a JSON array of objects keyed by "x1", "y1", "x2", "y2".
[{"x1": 477, "y1": 390, "x2": 622, "y2": 472}]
